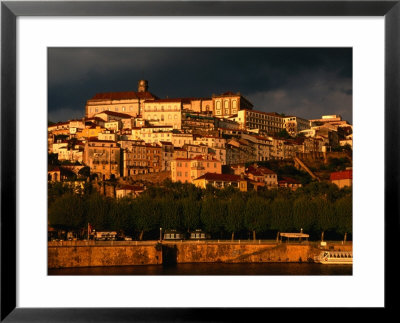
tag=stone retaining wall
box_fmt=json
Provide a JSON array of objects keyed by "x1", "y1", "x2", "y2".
[
  {"x1": 48, "y1": 242, "x2": 352, "y2": 268},
  {"x1": 172, "y1": 243, "x2": 317, "y2": 263},
  {"x1": 48, "y1": 244, "x2": 162, "y2": 269}
]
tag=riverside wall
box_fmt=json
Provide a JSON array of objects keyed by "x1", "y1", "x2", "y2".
[
  {"x1": 166, "y1": 242, "x2": 352, "y2": 264},
  {"x1": 48, "y1": 241, "x2": 162, "y2": 269},
  {"x1": 48, "y1": 241, "x2": 352, "y2": 268}
]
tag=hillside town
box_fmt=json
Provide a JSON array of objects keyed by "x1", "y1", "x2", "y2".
[{"x1": 48, "y1": 80, "x2": 353, "y2": 195}]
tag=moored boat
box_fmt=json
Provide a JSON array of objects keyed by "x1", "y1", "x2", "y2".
[{"x1": 315, "y1": 250, "x2": 352, "y2": 265}]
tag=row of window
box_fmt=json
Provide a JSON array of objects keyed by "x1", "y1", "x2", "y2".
[
  {"x1": 248, "y1": 118, "x2": 282, "y2": 126},
  {"x1": 92, "y1": 148, "x2": 116, "y2": 153},
  {"x1": 89, "y1": 143, "x2": 115, "y2": 148},
  {"x1": 176, "y1": 161, "x2": 217, "y2": 168},
  {"x1": 147, "y1": 114, "x2": 180, "y2": 121},
  {"x1": 92, "y1": 106, "x2": 134, "y2": 113},
  {"x1": 93, "y1": 164, "x2": 118, "y2": 170},
  {"x1": 215, "y1": 100, "x2": 238, "y2": 109},
  {"x1": 246, "y1": 112, "x2": 282, "y2": 122},
  {"x1": 246, "y1": 122, "x2": 281, "y2": 131},
  {"x1": 144, "y1": 105, "x2": 180, "y2": 112},
  {"x1": 215, "y1": 109, "x2": 237, "y2": 115}
]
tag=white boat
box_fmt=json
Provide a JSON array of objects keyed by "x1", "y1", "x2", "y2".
[{"x1": 315, "y1": 250, "x2": 352, "y2": 265}]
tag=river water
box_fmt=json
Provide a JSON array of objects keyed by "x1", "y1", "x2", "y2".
[{"x1": 48, "y1": 262, "x2": 352, "y2": 275}]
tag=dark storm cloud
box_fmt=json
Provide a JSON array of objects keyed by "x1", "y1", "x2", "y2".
[{"x1": 48, "y1": 48, "x2": 352, "y2": 123}]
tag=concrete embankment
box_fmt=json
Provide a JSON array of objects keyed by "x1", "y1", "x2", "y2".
[
  {"x1": 48, "y1": 241, "x2": 352, "y2": 269},
  {"x1": 164, "y1": 242, "x2": 352, "y2": 264},
  {"x1": 48, "y1": 241, "x2": 162, "y2": 269}
]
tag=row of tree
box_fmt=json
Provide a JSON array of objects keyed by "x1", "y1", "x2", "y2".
[{"x1": 48, "y1": 180, "x2": 352, "y2": 241}]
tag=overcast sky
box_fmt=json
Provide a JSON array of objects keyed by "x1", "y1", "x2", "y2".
[{"x1": 48, "y1": 48, "x2": 352, "y2": 123}]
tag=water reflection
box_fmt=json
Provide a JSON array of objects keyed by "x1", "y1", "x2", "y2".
[{"x1": 48, "y1": 263, "x2": 352, "y2": 276}]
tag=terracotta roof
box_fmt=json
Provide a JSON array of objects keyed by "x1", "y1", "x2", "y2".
[
  {"x1": 87, "y1": 139, "x2": 118, "y2": 144},
  {"x1": 330, "y1": 170, "x2": 352, "y2": 181},
  {"x1": 144, "y1": 98, "x2": 191, "y2": 104},
  {"x1": 247, "y1": 169, "x2": 264, "y2": 177},
  {"x1": 182, "y1": 97, "x2": 212, "y2": 101},
  {"x1": 174, "y1": 156, "x2": 219, "y2": 162},
  {"x1": 145, "y1": 143, "x2": 162, "y2": 148},
  {"x1": 247, "y1": 165, "x2": 276, "y2": 175},
  {"x1": 213, "y1": 91, "x2": 239, "y2": 97},
  {"x1": 86, "y1": 117, "x2": 105, "y2": 123},
  {"x1": 279, "y1": 177, "x2": 301, "y2": 184},
  {"x1": 195, "y1": 173, "x2": 243, "y2": 182},
  {"x1": 85, "y1": 122, "x2": 97, "y2": 127},
  {"x1": 231, "y1": 164, "x2": 245, "y2": 168},
  {"x1": 95, "y1": 111, "x2": 132, "y2": 118},
  {"x1": 89, "y1": 91, "x2": 156, "y2": 101}
]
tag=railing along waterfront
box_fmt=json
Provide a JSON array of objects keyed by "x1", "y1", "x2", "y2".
[{"x1": 48, "y1": 239, "x2": 352, "y2": 247}]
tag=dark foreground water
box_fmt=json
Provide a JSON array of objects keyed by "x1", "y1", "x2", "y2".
[{"x1": 49, "y1": 263, "x2": 352, "y2": 275}]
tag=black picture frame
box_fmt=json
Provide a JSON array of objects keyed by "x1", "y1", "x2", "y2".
[{"x1": 1, "y1": 0, "x2": 398, "y2": 321}]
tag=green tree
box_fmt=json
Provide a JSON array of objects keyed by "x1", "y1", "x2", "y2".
[
  {"x1": 276, "y1": 129, "x2": 291, "y2": 139},
  {"x1": 133, "y1": 197, "x2": 160, "y2": 240},
  {"x1": 85, "y1": 192, "x2": 110, "y2": 231},
  {"x1": 200, "y1": 198, "x2": 226, "y2": 238},
  {"x1": 292, "y1": 196, "x2": 317, "y2": 233},
  {"x1": 48, "y1": 193, "x2": 85, "y2": 230},
  {"x1": 78, "y1": 166, "x2": 91, "y2": 179},
  {"x1": 335, "y1": 195, "x2": 352, "y2": 242},
  {"x1": 270, "y1": 198, "x2": 293, "y2": 241},
  {"x1": 225, "y1": 194, "x2": 245, "y2": 240},
  {"x1": 160, "y1": 199, "x2": 182, "y2": 230},
  {"x1": 181, "y1": 198, "x2": 201, "y2": 232},
  {"x1": 245, "y1": 196, "x2": 269, "y2": 240},
  {"x1": 112, "y1": 197, "x2": 135, "y2": 235},
  {"x1": 313, "y1": 197, "x2": 335, "y2": 241}
]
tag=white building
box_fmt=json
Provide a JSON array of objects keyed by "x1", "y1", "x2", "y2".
[{"x1": 142, "y1": 99, "x2": 184, "y2": 129}]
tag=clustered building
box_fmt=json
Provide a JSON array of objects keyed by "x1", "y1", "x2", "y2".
[{"x1": 48, "y1": 80, "x2": 353, "y2": 191}]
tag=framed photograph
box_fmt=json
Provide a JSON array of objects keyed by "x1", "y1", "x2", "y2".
[{"x1": 1, "y1": 0, "x2": 398, "y2": 321}]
